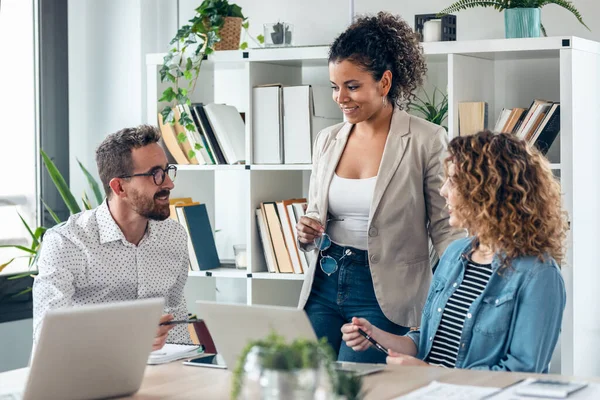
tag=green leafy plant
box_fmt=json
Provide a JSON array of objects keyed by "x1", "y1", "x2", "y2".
[
  {"x1": 438, "y1": 0, "x2": 589, "y2": 36},
  {"x1": 231, "y1": 332, "x2": 364, "y2": 399},
  {"x1": 410, "y1": 87, "x2": 449, "y2": 131},
  {"x1": 0, "y1": 150, "x2": 102, "y2": 283},
  {"x1": 159, "y1": 0, "x2": 263, "y2": 161}
]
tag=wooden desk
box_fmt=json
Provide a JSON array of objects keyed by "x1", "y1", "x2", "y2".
[{"x1": 3, "y1": 362, "x2": 599, "y2": 399}]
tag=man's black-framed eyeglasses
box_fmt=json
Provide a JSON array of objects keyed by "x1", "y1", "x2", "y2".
[{"x1": 119, "y1": 165, "x2": 177, "y2": 186}]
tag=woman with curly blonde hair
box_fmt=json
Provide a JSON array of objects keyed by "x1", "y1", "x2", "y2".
[{"x1": 341, "y1": 131, "x2": 568, "y2": 372}]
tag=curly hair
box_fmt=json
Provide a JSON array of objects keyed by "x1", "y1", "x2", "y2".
[
  {"x1": 446, "y1": 131, "x2": 569, "y2": 270},
  {"x1": 328, "y1": 11, "x2": 426, "y2": 110}
]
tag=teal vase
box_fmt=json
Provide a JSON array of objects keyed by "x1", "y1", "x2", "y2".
[{"x1": 504, "y1": 8, "x2": 541, "y2": 38}]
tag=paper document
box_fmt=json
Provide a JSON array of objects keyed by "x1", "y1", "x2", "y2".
[
  {"x1": 147, "y1": 344, "x2": 203, "y2": 365},
  {"x1": 485, "y1": 378, "x2": 600, "y2": 400},
  {"x1": 392, "y1": 381, "x2": 499, "y2": 400}
]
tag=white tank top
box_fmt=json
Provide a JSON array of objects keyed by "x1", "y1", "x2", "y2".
[{"x1": 326, "y1": 173, "x2": 377, "y2": 250}]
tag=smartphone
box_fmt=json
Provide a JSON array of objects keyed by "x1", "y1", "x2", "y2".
[{"x1": 182, "y1": 353, "x2": 227, "y2": 369}]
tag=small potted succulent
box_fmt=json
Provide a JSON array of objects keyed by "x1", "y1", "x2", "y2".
[{"x1": 264, "y1": 22, "x2": 293, "y2": 47}]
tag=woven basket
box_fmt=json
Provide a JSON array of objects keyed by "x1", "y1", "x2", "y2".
[{"x1": 214, "y1": 17, "x2": 243, "y2": 51}]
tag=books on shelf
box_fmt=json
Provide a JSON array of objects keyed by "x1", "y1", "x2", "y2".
[
  {"x1": 458, "y1": 102, "x2": 489, "y2": 136},
  {"x1": 157, "y1": 103, "x2": 246, "y2": 166},
  {"x1": 253, "y1": 84, "x2": 343, "y2": 164},
  {"x1": 169, "y1": 198, "x2": 220, "y2": 271},
  {"x1": 491, "y1": 99, "x2": 560, "y2": 155},
  {"x1": 256, "y1": 199, "x2": 310, "y2": 274}
]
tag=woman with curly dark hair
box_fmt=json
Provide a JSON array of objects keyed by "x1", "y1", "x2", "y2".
[
  {"x1": 295, "y1": 12, "x2": 463, "y2": 363},
  {"x1": 341, "y1": 131, "x2": 568, "y2": 372}
]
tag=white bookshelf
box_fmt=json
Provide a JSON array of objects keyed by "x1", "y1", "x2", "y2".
[{"x1": 147, "y1": 36, "x2": 600, "y2": 375}]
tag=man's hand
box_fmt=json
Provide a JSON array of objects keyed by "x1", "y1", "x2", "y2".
[{"x1": 154, "y1": 314, "x2": 175, "y2": 351}]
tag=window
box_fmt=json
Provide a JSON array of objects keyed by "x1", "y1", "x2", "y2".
[{"x1": 0, "y1": 0, "x2": 39, "y2": 275}]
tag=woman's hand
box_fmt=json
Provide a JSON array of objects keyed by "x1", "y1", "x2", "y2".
[
  {"x1": 341, "y1": 317, "x2": 376, "y2": 352},
  {"x1": 296, "y1": 216, "x2": 324, "y2": 244},
  {"x1": 386, "y1": 349, "x2": 428, "y2": 366}
]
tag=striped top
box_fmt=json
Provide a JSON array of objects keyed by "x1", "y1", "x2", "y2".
[{"x1": 425, "y1": 259, "x2": 493, "y2": 368}]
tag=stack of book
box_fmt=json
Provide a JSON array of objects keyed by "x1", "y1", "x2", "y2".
[
  {"x1": 493, "y1": 99, "x2": 561, "y2": 154},
  {"x1": 252, "y1": 84, "x2": 343, "y2": 164},
  {"x1": 158, "y1": 103, "x2": 246, "y2": 165},
  {"x1": 169, "y1": 197, "x2": 220, "y2": 271},
  {"x1": 256, "y1": 199, "x2": 315, "y2": 274}
]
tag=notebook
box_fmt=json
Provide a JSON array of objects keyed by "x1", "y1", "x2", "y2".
[
  {"x1": 147, "y1": 344, "x2": 204, "y2": 365},
  {"x1": 515, "y1": 379, "x2": 588, "y2": 398}
]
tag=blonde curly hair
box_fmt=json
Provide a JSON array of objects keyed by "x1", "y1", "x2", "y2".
[{"x1": 445, "y1": 131, "x2": 569, "y2": 269}]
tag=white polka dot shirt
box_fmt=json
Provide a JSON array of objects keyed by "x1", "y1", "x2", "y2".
[{"x1": 32, "y1": 200, "x2": 191, "y2": 344}]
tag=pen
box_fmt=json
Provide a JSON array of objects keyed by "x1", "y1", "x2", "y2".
[
  {"x1": 159, "y1": 319, "x2": 199, "y2": 326},
  {"x1": 357, "y1": 328, "x2": 389, "y2": 356}
]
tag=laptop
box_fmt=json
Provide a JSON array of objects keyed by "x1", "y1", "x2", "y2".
[
  {"x1": 186, "y1": 301, "x2": 384, "y2": 376},
  {"x1": 2, "y1": 298, "x2": 164, "y2": 400}
]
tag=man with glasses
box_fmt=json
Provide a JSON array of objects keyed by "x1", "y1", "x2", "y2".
[{"x1": 33, "y1": 125, "x2": 191, "y2": 349}]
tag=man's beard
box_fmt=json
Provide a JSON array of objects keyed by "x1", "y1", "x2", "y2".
[{"x1": 129, "y1": 188, "x2": 170, "y2": 221}]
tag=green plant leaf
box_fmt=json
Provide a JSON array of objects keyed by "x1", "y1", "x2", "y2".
[
  {"x1": 42, "y1": 199, "x2": 61, "y2": 225},
  {"x1": 161, "y1": 107, "x2": 174, "y2": 124},
  {"x1": 540, "y1": 0, "x2": 590, "y2": 30},
  {"x1": 159, "y1": 87, "x2": 177, "y2": 102},
  {"x1": 17, "y1": 212, "x2": 38, "y2": 247},
  {"x1": 242, "y1": 21, "x2": 249, "y2": 30},
  {"x1": 10, "y1": 287, "x2": 33, "y2": 298},
  {"x1": 41, "y1": 150, "x2": 81, "y2": 214},
  {"x1": 194, "y1": 143, "x2": 203, "y2": 150},
  {"x1": 81, "y1": 191, "x2": 92, "y2": 210},
  {"x1": 177, "y1": 132, "x2": 187, "y2": 144},
  {"x1": 239, "y1": 42, "x2": 248, "y2": 50},
  {"x1": 184, "y1": 70, "x2": 193, "y2": 80},
  {"x1": 0, "y1": 258, "x2": 15, "y2": 273},
  {"x1": 34, "y1": 226, "x2": 47, "y2": 240},
  {"x1": 0, "y1": 245, "x2": 37, "y2": 254},
  {"x1": 77, "y1": 159, "x2": 103, "y2": 205},
  {"x1": 257, "y1": 34, "x2": 264, "y2": 44},
  {"x1": 7, "y1": 272, "x2": 35, "y2": 280},
  {"x1": 188, "y1": 149, "x2": 196, "y2": 159},
  {"x1": 438, "y1": 0, "x2": 506, "y2": 16}
]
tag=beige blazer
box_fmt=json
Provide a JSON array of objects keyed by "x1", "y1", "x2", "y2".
[{"x1": 298, "y1": 107, "x2": 465, "y2": 327}]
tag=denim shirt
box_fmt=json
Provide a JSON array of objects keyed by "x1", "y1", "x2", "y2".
[{"x1": 406, "y1": 237, "x2": 566, "y2": 373}]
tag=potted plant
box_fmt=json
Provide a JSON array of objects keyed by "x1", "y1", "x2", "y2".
[
  {"x1": 158, "y1": 0, "x2": 263, "y2": 161},
  {"x1": 410, "y1": 87, "x2": 449, "y2": 131},
  {"x1": 438, "y1": 0, "x2": 589, "y2": 38},
  {"x1": 0, "y1": 151, "x2": 102, "y2": 285},
  {"x1": 231, "y1": 332, "x2": 364, "y2": 400}
]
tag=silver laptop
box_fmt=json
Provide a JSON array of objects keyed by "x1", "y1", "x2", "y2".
[
  {"x1": 188, "y1": 301, "x2": 384, "y2": 376},
  {"x1": 4, "y1": 298, "x2": 164, "y2": 400}
]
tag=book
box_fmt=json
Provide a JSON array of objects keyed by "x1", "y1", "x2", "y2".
[
  {"x1": 203, "y1": 103, "x2": 246, "y2": 164},
  {"x1": 458, "y1": 102, "x2": 488, "y2": 136},
  {"x1": 261, "y1": 202, "x2": 294, "y2": 273},
  {"x1": 172, "y1": 106, "x2": 200, "y2": 164},
  {"x1": 253, "y1": 85, "x2": 283, "y2": 164},
  {"x1": 157, "y1": 113, "x2": 190, "y2": 165},
  {"x1": 256, "y1": 208, "x2": 278, "y2": 273},
  {"x1": 191, "y1": 103, "x2": 227, "y2": 164},
  {"x1": 147, "y1": 343, "x2": 203, "y2": 365},
  {"x1": 531, "y1": 103, "x2": 560, "y2": 155},
  {"x1": 178, "y1": 204, "x2": 220, "y2": 271},
  {"x1": 515, "y1": 379, "x2": 588, "y2": 398},
  {"x1": 182, "y1": 104, "x2": 215, "y2": 165},
  {"x1": 277, "y1": 201, "x2": 303, "y2": 274}
]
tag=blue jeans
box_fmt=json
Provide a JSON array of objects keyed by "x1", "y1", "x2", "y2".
[{"x1": 305, "y1": 242, "x2": 409, "y2": 363}]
